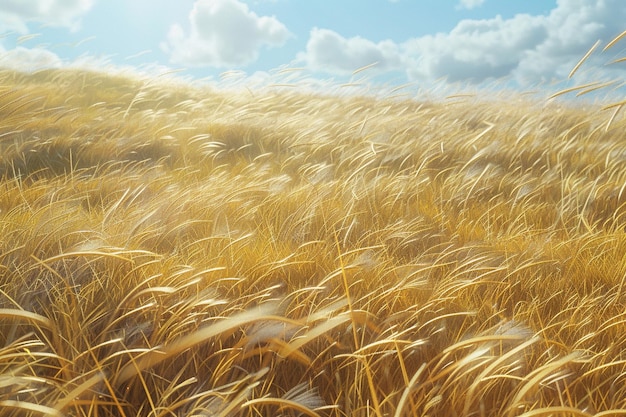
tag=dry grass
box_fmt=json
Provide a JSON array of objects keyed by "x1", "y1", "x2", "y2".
[{"x1": 1, "y1": 34, "x2": 626, "y2": 417}]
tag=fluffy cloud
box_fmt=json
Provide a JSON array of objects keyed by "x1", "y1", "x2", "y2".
[
  {"x1": 0, "y1": 0, "x2": 94, "y2": 33},
  {"x1": 299, "y1": 28, "x2": 403, "y2": 74},
  {"x1": 0, "y1": 46, "x2": 63, "y2": 71},
  {"x1": 301, "y1": 0, "x2": 626, "y2": 87},
  {"x1": 404, "y1": 13, "x2": 550, "y2": 83},
  {"x1": 514, "y1": 0, "x2": 626, "y2": 83},
  {"x1": 414, "y1": 0, "x2": 626, "y2": 85},
  {"x1": 161, "y1": 0, "x2": 291, "y2": 68},
  {"x1": 457, "y1": 0, "x2": 485, "y2": 10}
]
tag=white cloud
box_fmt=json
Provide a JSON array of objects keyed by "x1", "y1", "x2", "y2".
[
  {"x1": 0, "y1": 45, "x2": 176, "y2": 79},
  {"x1": 422, "y1": 0, "x2": 625, "y2": 85},
  {"x1": 298, "y1": 28, "x2": 403, "y2": 75},
  {"x1": 161, "y1": 0, "x2": 291, "y2": 68},
  {"x1": 299, "y1": 0, "x2": 626, "y2": 88},
  {"x1": 403, "y1": 13, "x2": 550, "y2": 83},
  {"x1": 513, "y1": 0, "x2": 626, "y2": 84},
  {"x1": 0, "y1": 0, "x2": 94, "y2": 33},
  {"x1": 0, "y1": 46, "x2": 63, "y2": 71},
  {"x1": 457, "y1": 0, "x2": 485, "y2": 10}
]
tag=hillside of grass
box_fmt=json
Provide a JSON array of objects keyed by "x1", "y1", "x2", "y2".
[{"x1": 0, "y1": 66, "x2": 625, "y2": 417}]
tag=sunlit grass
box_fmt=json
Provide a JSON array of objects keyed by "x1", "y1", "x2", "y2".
[{"x1": 1, "y1": 33, "x2": 626, "y2": 416}]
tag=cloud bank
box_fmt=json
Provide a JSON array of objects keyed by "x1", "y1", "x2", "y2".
[
  {"x1": 0, "y1": 0, "x2": 622, "y2": 92},
  {"x1": 300, "y1": 0, "x2": 626, "y2": 87},
  {"x1": 161, "y1": 0, "x2": 291, "y2": 68}
]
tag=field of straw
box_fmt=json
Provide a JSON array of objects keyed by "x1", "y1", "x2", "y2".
[{"x1": 1, "y1": 38, "x2": 626, "y2": 416}]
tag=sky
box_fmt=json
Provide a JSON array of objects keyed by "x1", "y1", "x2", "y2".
[{"x1": 0, "y1": 0, "x2": 624, "y2": 96}]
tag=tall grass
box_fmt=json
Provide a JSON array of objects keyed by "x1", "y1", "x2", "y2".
[{"x1": 0, "y1": 33, "x2": 625, "y2": 416}]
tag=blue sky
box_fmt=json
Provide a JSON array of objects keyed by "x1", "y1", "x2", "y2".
[{"x1": 0, "y1": 0, "x2": 624, "y2": 95}]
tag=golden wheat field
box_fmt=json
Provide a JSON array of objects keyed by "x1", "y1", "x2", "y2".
[{"x1": 0, "y1": 54, "x2": 626, "y2": 417}]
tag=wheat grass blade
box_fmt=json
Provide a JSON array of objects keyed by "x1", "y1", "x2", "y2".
[
  {"x1": 569, "y1": 40, "x2": 600, "y2": 78},
  {"x1": 603, "y1": 29, "x2": 626, "y2": 51},
  {"x1": 114, "y1": 304, "x2": 282, "y2": 384}
]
